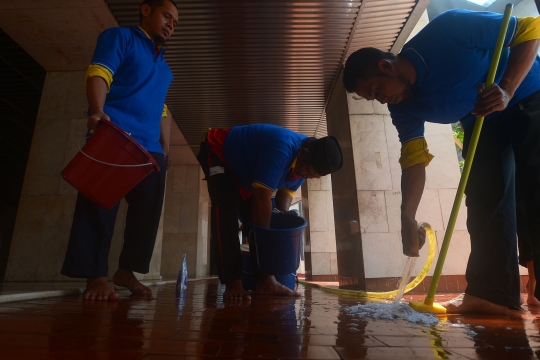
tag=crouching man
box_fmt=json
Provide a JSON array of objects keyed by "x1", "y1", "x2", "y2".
[{"x1": 197, "y1": 124, "x2": 343, "y2": 300}]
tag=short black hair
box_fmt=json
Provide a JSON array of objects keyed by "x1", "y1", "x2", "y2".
[
  {"x1": 139, "y1": 0, "x2": 178, "y2": 23},
  {"x1": 342, "y1": 47, "x2": 396, "y2": 93},
  {"x1": 301, "y1": 136, "x2": 343, "y2": 176}
]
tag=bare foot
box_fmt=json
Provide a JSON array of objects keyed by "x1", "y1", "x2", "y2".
[
  {"x1": 255, "y1": 275, "x2": 300, "y2": 297},
  {"x1": 83, "y1": 277, "x2": 119, "y2": 301},
  {"x1": 224, "y1": 279, "x2": 251, "y2": 301},
  {"x1": 112, "y1": 269, "x2": 151, "y2": 296},
  {"x1": 520, "y1": 292, "x2": 525, "y2": 305},
  {"x1": 441, "y1": 293, "x2": 519, "y2": 315},
  {"x1": 526, "y1": 295, "x2": 540, "y2": 306},
  {"x1": 527, "y1": 281, "x2": 540, "y2": 306}
]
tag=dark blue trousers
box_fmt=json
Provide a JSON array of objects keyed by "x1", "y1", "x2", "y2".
[
  {"x1": 463, "y1": 91, "x2": 540, "y2": 309},
  {"x1": 196, "y1": 141, "x2": 255, "y2": 284},
  {"x1": 516, "y1": 165, "x2": 534, "y2": 268},
  {"x1": 61, "y1": 152, "x2": 167, "y2": 278}
]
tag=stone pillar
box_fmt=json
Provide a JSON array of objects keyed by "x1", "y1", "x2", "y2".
[
  {"x1": 5, "y1": 71, "x2": 165, "y2": 282},
  {"x1": 303, "y1": 177, "x2": 338, "y2": 280},
  {"x1": 5, "y1": 71, "x2": 85, "y2": 281},
  {"x1": 325, "y1": 70, "x2": 365, "y2": 289},
  {"x1": 160, "y1": 126, "x2": 210, "y2": 279},
  {"x1": 347, "y1": 91, "x2": 469, "y2": 290}
]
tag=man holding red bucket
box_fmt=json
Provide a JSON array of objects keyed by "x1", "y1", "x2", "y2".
[
  {"x1": 61, "y1": 0, "x2": 178, "y2": 301},
  {"x1": 197, "y1": 124, "x2": 343, "y2": 300}
]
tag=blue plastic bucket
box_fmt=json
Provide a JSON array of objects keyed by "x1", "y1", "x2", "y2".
[
  {"x1": 241, "y1": 245, "x2": 296, "y2": 290},
  {"x1": 250, "y1": 213, "x2": 307, "y2": 276}
]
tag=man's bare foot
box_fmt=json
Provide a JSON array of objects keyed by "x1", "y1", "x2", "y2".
[
  {"x1": 255, "y1": 275, "x2": 300, "y2": 297},
  {"x1": 527, "y1": 281, "x2": 540, "y2": 306},
  {"x1": 224, "y1": 279, "x2": 251, "y2": 301},
  {"x1": 526, "y1": 295, "x2": 540, "y2": 306},
  {"x1": 440, "y1": 293, "x2": 518, "y2": 315},
  {"x1": 112, "y1": 269, "x2": 151, "y2": 296},
  {"x1": 84, "y1": 277, "x2": 119, "y2": 301}
]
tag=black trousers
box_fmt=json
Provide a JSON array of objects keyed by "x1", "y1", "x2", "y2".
[
  {"x1": 463, "y1": 91, "x2": 540, "y2": 309},
  {"x1": 517, "y1": 165, "x2": 534, "y2": 268},
  {"x1": 61, "y1": 152, "x2": 167, "y2": 278},
  {"x1": 196, "y1": 142, "x2": 258, "y2": 284}
]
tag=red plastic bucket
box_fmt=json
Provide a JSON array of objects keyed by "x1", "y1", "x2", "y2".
[{"x1": 61, "y1": 120, "x2": 160, "y2": 210}]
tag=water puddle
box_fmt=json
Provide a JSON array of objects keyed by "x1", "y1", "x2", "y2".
[
  {"x1": 345, "y1": 302, "x2": 439, "y2": 326},
  {"x1": 345, "y1": 256, "x2": 439, "y2": 326}
]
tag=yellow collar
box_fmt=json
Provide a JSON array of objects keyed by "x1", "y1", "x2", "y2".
[
  {"x1": 290, "y1": 157, "x2": 298, "y2": 171},
  {"x1": 137, "y1": 26, "x2": 162, "y2": 49}
]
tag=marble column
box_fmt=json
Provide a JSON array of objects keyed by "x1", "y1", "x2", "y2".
[
  {"x1": 160, "y1": 125, "x2": 210, "y2": 279},
  {"x1": 5, "y1": 71, "x2": 165, "y2": 282},
  {"x1": 303, "y1": 177, "x2": 338, "y2": 280}
]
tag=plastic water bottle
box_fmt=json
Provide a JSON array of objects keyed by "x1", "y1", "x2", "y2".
[
  {"x1": 176, "y1": 253, "x2": 188, "y2": 297},
  {"x1": 181, "y1": 253, "x2": 188, "y2": 290}
]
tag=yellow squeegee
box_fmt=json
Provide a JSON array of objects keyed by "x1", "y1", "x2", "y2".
[{"x1": 409, "y1": 3, "x2": 514, "y2": 314}]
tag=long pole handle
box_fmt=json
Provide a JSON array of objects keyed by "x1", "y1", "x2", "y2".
[{"x1": 424, "y1": 4, "x2": 514, "y2": 306}]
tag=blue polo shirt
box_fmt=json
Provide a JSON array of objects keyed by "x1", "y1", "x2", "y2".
[
  {"x1": 223, "y1": 124, "x2": 308, "y2": 193},
  {"x1": 389, "y1": 9, "x2": 540, "y2": 144},
  {"x1": 91, "y1": 26, "x2": 173, "y2": 153}
]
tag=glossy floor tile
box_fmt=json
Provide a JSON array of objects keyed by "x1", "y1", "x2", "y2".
[
  {"x1": 1, "y1": 278, "x2": 540, "y2": 359},
  {"x1": 0, "y1": 281, "x2": 86, "y2": 296}
]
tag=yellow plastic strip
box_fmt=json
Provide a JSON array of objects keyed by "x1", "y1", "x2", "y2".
[{"x1": 299, "y1": 222, "x2": 436, "y2": 299}]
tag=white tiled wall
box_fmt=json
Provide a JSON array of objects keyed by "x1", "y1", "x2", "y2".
[
  {"x1": 347, "y1": 95, "x2": 470, "y2": 277},
  {"x1": 306, "y1": 176, "x2": 338, "y2": 275}
]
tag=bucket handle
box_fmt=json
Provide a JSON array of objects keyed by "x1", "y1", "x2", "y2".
[{"x1": 78, "y1": 138, "x2": 154, "y2": 168}]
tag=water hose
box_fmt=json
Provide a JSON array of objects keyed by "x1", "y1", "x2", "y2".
[
  {"x1": 300, "y1": 222, "x2": 437, "y2": 299},
  {"x1": 409, "y1": 4, "x2": 514, "y2": 314}
]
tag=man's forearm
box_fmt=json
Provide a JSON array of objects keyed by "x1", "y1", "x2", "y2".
[
  {"x1": 275, "y1": 190, "x2": 293, "y2": 212},
  {"x1": 86, "y1": 76, "x2": 108, "y2": 114},
  {"x1": 500, "y1": 40, "x2": 540, "y2": 96},
  {"x1": 160, "y1": 109, "x2": 172, "y2": 153},
  {"x1": 400, "y1": 162, "x2": 426, "y2": 256},
  {"x1": 401, "y1": 163, "x2": 426, "y2": 220},
  {"x1": 251, "y1": 188, "x2": 273, "y2": 228}
]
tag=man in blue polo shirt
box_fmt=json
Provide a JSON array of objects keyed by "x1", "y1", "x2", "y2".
[
  {"x1": 61, "y1": 0, "x2": 178, "y2": 301},
  {"x1": 343, "y1": 9, "x2": 540, "y2": 314},
  {"x1": 197, "y1": 124, "x2": 343, "y2": 300}
]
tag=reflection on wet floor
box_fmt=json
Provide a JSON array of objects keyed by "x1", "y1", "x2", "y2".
[{"x1": 0, "y1": 278, "x2": 540, "y2": 359}]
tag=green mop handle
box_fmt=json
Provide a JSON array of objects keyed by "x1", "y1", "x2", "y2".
[{"x1": 423, "y1": 4, "x2": 513, "y2": 306}]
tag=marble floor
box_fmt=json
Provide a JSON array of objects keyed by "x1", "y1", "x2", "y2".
[
  {"x1": 0, "y1": 281, "x2": 86, "y2": 296},
  {"x1": 0, "y1": 278, "x2": 539, "y2": 359}
]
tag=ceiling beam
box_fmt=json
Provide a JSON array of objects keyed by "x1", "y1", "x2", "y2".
[
  {"x1": 0, "y1": 133, "x2": 25, "y2": 157},
  {"x1": 313, "y1": 0, "x2": 366, "y2": 137},
  {"x1": 0, "y1": 54, "x2": 43, "y2": 92},
  {"x1": 390, "y1": 0, "x2": 431, "y2": 53},
  {"x1": 6, "y1": 116, "x2": 34, "y2": 134},
  {"x1": 0, "y1": 95, "x2": 27, "y2": 116}
]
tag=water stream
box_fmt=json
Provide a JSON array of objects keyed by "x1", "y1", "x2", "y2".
[
  {"x1": 345, "y1": 256, "x2": 439, "y2": 326},
  {"x1": 393, "y1": 256, "x2": 417, "y2": 305}
]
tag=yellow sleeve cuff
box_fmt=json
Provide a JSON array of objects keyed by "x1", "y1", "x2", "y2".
[
  {"x1": 512, "y1": 17, "x2": 540, "y2": 47},
  {"x1": 252, "y1": 182, "x2": 273, "y2": 191},
  {"x1": 399, "y1": 138, "x2": 434, "y2": 170},
  {"x1": 277, "y1": 188, "x2": 295, "y2": 197},
  {"x1": 162, "y1": 104, "x2": 168, "y2": 118},
  {"x1": 84, "y1": 64, "x2": 113, "y2": 91}
]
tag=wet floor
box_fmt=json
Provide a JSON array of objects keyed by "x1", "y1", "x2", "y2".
[{"x1": 1, "y1": 278, "x2": 540, "y2": 359}]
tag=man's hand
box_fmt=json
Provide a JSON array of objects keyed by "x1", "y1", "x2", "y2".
[
  {"x1": 472, "y1": 83, "x2": 512, "y2": 118},
  {"x1": 87, "y1": 109, "x2": 110, "y2": 134},
  {"x1": 401, "y1": 216, "x2": 426, "y2": 257}
]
